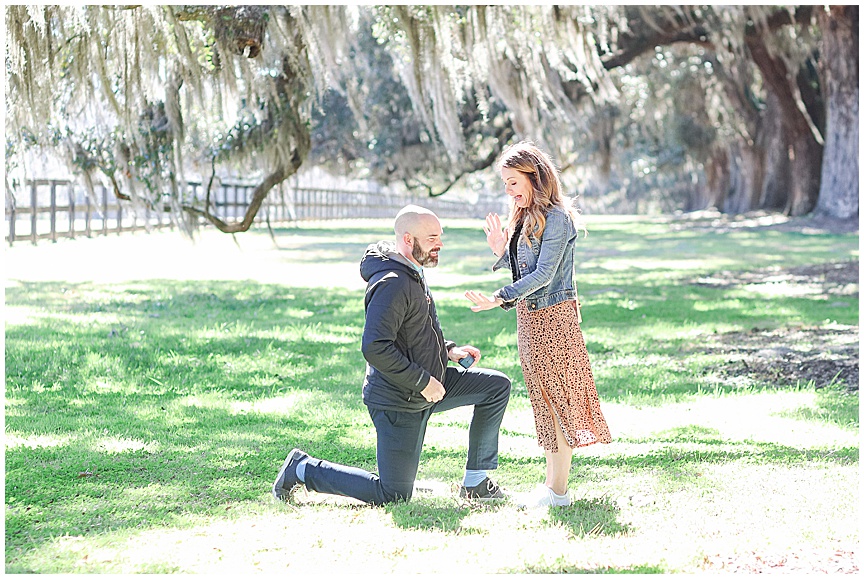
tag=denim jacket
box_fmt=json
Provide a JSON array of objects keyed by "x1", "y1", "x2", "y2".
[{"x1": 492, "y1": 206, "x2": 579, "y2": 312}]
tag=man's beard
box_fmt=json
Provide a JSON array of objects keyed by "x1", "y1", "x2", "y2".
[{"x1": 412, "y1": 239, "x2": 439, "y2": 267}]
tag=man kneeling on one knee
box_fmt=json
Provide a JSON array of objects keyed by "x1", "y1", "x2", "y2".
[{"x1": 272, "y1": 205, "x2": 512, "y2": 505}]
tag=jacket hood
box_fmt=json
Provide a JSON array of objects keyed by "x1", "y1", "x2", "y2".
[{"x1": 360, "y1": 240, "x2": 419, "y2": 282}]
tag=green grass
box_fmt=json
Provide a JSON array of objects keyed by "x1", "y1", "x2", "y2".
[{"x1": 4, "y1": 215, "x2": 859, "y2": 574}]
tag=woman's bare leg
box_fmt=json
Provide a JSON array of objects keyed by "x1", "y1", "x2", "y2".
[{"x1": 544, "y1": 414, "x2": 573, "y2": 495}]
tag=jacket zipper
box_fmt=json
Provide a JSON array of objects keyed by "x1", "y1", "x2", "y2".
[
  {"x1": 429, "y1": 311, "x2": 445, "y2": 381},
  {"x1": 421, "y1": 274, "x2": 446, "y2": 381}
]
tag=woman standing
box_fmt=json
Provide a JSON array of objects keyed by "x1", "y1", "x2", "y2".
[{"x1": 465, "y1": 141, "x2": 612, "y2": 508}]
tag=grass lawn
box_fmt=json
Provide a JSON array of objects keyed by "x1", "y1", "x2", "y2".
[{"x1": 4, "y1": 213, "x2": 859, "y2": 574}]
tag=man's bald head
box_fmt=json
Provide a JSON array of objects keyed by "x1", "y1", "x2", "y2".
[
  {"x1": 394, "y1": 205, "x2": 439, "y2": 238},
  {"x1": 394, "y1": 205, "x2": 443, "y2": 268}
]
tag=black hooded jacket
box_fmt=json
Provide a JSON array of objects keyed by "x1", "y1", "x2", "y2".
[{"x1": 359, "y1": 241, "x2": 454, "y2": 412}]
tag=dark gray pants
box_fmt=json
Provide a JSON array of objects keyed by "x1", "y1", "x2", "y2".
[{"x1": 302, "y1": 366, "x2": 511, "y2": 505}]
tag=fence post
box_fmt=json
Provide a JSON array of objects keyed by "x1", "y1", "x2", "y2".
[
  {"x1": 226, "y1": 183, "x2": 232, "y2": 219},
  {"x1": 153, "y1": 193, "x2": 162, "y2": 230},
  {"x1": 85, "y1": 188, "x2": 92, "y2": 237},
  {"x1": 30, "y1": 181, "x2": 37, "y2": 245},
  {"x1": 188, "y1": 182, "x2": 197, "y2": 218},
  {"x1": 116, "y1": 193, "x2": 122, "y2": 235},
  {"x1": 102, "y1": 184, "x2": 109, "y2": 236},
  {"x1": 225, "y1": 183, "x2": 230, "y2": 219},
  {"x1": 8, "y1": 193, "x2": 16, "y2": 245},
  {"x1": 234, "y1": 183, "x2": 240, "y2": 220},
  {"x1": 240, "y1": 184, "x2": 246, "y2": 222},
  {"x1": 68, "y1": 183, "x2": 76, "y2": 240},
  {"x1": 49, "y1": 180, "x2": 57, "y2": 243}
]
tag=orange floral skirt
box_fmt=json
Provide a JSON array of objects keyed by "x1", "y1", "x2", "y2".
[{"x1": 516, "y1": 300, "x2": 612, "y2": 451}]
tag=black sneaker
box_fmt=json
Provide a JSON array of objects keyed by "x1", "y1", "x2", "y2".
[
  {"x1": 272, "y1": 448, "x2": 309, "y2": 502},
  {"x1": 458, "y1": 477, "x2": 507, "y2": 501}
]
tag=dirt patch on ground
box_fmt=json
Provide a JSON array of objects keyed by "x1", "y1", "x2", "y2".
[
  {"x1": 704, "y1": 324, "x2": 858, "y2": 391},
  {"x1": 691, "y1": 260, "x2": 859, "y2": 392}
]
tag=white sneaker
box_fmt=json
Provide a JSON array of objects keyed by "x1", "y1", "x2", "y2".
[{"x1": 516, "y1": 485, "x2": 571, "y2": 509}]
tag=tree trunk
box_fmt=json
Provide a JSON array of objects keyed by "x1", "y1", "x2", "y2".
[
  {"x1": 722, "y1": 139, "x2": 765, "y2": 214},
  {"x1": 702, "y1": 53, "x2": 773, "y2": 215},
  {"x1": 702, "y1": 147, "x2": 729, "y2": 210},
  {"x1": 746, "y1": 31, "x2": 823, "y2": 216},
  {"x1": 711, "y1": 93, "x2": 797, "y2": 215},
  {"x1": 757, "y1": 93, "x2": 792, "y2": 211},
  {"x1": 815, "y1": 6, "x2": 859, "y2": 219},
  {"x1": 786, "y1": 135, "x2": 824, "y2": 216}
]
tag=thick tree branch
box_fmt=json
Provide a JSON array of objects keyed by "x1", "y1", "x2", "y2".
[
  {"x1": 182, "y1": 149, "x2": 303, "y2": 233},
  {"x1": 746, "y1": 32, "x2": 824, "y2": 145},
  {"x1": 602, "y1": 28, "x2": 712, "y2": 70},
  {"x1": 403, "y1": 127, "x2": 514, "y2": 197},
  {"x1": 600, "y1": 6, "x2": 814, "y2": 71},
  {"x1": 108, "y1": 174, "x2": 132, "y2": 201},
  {"x1": 183, "y1": 167, "x2": 286, "y2": 233},
  {"x1": 403, "y1": 175, "x2": 462, "y2": 198}
]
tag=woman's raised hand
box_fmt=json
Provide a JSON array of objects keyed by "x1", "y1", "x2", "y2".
[
  {"x1": 464, "y1": 290, "x2": 503, "y2": 312},
  {"x1": 483, "y1": 213, "x2": 507, "y2": 257}
]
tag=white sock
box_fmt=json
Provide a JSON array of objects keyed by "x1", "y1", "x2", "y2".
[
  {"x1": 550, "y1": 488, "x2": 570, "y2": 506},
  {"x1": 296, "y1": 458, "x2": 309, "y2": 483},
  {"x1": 463, "y1": 469, "x2": 488, "y2": 488}
]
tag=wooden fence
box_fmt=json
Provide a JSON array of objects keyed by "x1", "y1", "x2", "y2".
[{"x1": 5, "y1": 179, "x2": 505, "y2": 245}]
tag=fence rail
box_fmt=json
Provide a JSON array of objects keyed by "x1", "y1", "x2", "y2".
[{"x1": 5, "y1": 179, "x2": 504, "y2": 245}]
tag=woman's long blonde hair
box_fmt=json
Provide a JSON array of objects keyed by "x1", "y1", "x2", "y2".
[{"x1": 496, "y1": 141, "x2": 584, "y2": 245}]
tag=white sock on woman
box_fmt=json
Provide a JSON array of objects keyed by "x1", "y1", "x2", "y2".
[{"x1": 549, "y1": 488, "x2": 570, "y2": 506}]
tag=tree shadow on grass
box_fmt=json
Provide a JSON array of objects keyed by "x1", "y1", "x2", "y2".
[
  {"x1": 547, "y1": 495, "x2": 634, "y2": 539},
  {"x1": 386, "y1": 497, "x2": 494, "y2": 535}
]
